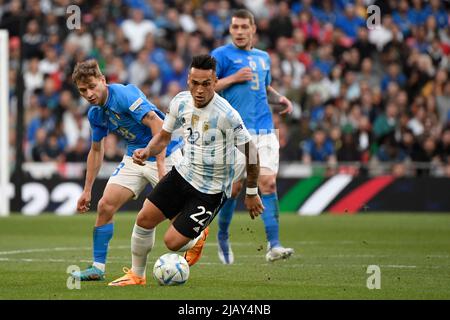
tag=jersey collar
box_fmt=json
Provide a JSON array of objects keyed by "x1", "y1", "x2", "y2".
[
  {"x1": 101, "y1": 85, "x2": 111, "y2": 109},
  {"x1": 230, "y1": 41, "x2": 253, "y2": 52}
]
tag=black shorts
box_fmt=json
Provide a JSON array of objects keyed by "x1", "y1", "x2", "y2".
[{"x1": 147, "y1": 167, "x2": 227, "y2": 239}]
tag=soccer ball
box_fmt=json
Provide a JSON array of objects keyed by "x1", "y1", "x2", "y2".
[{"x1": 153, "y1": 253, "x2": 190, "y2": 286}]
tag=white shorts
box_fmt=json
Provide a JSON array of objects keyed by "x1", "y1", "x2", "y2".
[
  {"x1": 107, "y1": 149, "x2": 183, "y2": 199},
  {"x1": 233, "y1": 132, "x2": 279, "y2": 182}
]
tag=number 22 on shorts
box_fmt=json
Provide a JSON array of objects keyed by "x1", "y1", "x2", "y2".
[{"x1": 190, "y1": 206, "x2": 212, "y2": 226}]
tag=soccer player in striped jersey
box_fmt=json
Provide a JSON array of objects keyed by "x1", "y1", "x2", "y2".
[
  {"x1": 109, "y1": 54, "x2": 264, "y2": 286},
  {"x1": 70, "y1": 59, "x2": 183, "y2": 281},
  {"x1": 211, "y1": 9, "x2": 294, "y2": 263}
]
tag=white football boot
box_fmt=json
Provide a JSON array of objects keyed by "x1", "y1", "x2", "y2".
[
  {"x1": 265, "y1": 243, "x2": 294, "y2": 262},
  {"x1": 218, "y1": 237, "x2": 234, "y2": 264}
]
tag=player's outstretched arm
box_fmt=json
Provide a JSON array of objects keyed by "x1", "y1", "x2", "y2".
[
  {"x1": 132, "y1": 129, "x2": 172, "y2": 166},
  {"x1": 267, "y1": 85, "x2": 293, "y2": 115},
  {"x1": 77, "y1": 140, "x2": 104, "y2": 213},
  {"x1": 142, "y1": 111, "x2": 167, "y2": 178},
  {"x1": 236, "y1": 141, "x2": 265, "y2": 219}
]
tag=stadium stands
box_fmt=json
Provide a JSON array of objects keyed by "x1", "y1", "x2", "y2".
[{"x1": 1, "y1": 0, "x2": 449, "y2": 178}]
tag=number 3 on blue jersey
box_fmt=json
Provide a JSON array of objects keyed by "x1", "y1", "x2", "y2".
[{"x1": 112, "y1": 162, "x2": 125, "y2": 176}]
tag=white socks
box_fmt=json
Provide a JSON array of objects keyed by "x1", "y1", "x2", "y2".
[
  {"x1": 130, "y1": 226, "x2": 203, "y2": 277},
  {"x1": 92, "y1": 262, "x2": 105, "y2": 272},
  {"x1": 131, "y1": 224, "x2": 155, "y2": 278},
  {"x1": 176, "y1": 231, "x2": 203, "y2": 252}
]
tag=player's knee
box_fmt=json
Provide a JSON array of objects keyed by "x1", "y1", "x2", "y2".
[
  {"x1": 164, "y1": 235, "x2": 182, "y2": 251},
  {"x1": 136, "y1": 213, "x2": 154, "y2": 229},
  {"x1": 97, "y1": 198, "x2": 115, "y2": 216},
  {"x1": 259, "y1": 176, "x2": 277, "y2": 194}
]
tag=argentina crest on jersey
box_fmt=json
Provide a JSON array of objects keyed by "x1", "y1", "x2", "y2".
[{"x1": 202, "y1": 121, "x2": 209, "y2": 132}]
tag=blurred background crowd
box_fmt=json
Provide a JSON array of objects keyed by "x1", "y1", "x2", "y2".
[{"x1": 1, "y1": 0, "x2": 450, "y2": 177}]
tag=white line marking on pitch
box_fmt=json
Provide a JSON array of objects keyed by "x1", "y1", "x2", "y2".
[
  {"x1": 1, "y1": 257, "x2": 443, "y2": 269},
  {"x1": 8, "y1": 240, "x2": 437, "y2": 256},
  {"x1": 0, "y1": 246, "x2": 130, "y2": 256}
]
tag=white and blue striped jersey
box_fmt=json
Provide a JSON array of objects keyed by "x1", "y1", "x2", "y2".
[{"x1": 162, "y1": 91, "x2": 251, "y2": 197}]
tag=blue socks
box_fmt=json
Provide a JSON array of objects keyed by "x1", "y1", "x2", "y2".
[
  {"x1": 218, "y1": 198, "x2": 237, "y2": 240},
  {"x1": 261, "y1": 193, "x2": 281, "y2": 249},
  {"x1": 93, "y1": 223, "x2": 114, "y2": 265}
]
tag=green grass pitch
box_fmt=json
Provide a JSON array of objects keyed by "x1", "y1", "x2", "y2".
[{"x1": 0, "y1": 212, "x2": 449, "y2": 299}]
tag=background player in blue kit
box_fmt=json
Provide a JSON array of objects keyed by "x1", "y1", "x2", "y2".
[
  {"x1": 211, "y1": 9, "x2": 294, "y2": 263},
  {"x1": 70, "y1": 59, "x2": 183, "y2": 281}
]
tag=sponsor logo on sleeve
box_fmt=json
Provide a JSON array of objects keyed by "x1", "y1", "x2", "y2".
[
  {"x1": 234, "y1": 124, "x2": 243, "y2": 132},
  {"x1": 129, "y1": 97, "x2": 143, "y2": 112}
]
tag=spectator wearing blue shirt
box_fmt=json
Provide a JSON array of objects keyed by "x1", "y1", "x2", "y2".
[
  {"x1": 376, "y1": 134, "x2": 407, "y2": 162},
  {"x1": 38, "y1": 77, "x2": 60, "y2": 112},
  {"x1": 335, "y1": 4, "x2": 366, "y2": 41},
  {"x1": 381, "y1": 63, "x2": 407, "y2": 92},
  {"x1": 203, "y1": 0, "x2": 229, "y2": 39},
  {"x1": 334, "y1": 0, "x2": 354, "y2": 11},
  {"x1": 392, "y1": 0, "x2": 413, "y2": 37},
  {"x1": 302, "y1": 128, "x2": 336, "y2": 164},
  {"x1": 123, "y1": 0, "x2": 154, "y2": 20},
  {"x1": 314, "y1": 44, "x2": 335, "y2": 76},
  {"x1": 292, "y1": 0, "x2": 317, "y2": 15},
  {"x1": 161, "y1": 55, "x2": 189, "y2": 93},
  {"x1": 27, "y1": 105, "x2": 57, "y2": 147},
  {"x1": 424, "y1": 0, "x2": 449, "y2": 29},
  {"x1": 408, "y1": 0, "x2": 428, "y2": 26},
  {"x1": 309, "y1": 92, "x2": 325, "y2": 130},
  {"x1": 117, "y1": 38, "x2": 136, "y2": 68},
  {"x1": 143, "y1": 34, "x2": 172, "y2": 90},
  {"x1": 314, "y1": 0, "x2": 337, "y2": 25}
]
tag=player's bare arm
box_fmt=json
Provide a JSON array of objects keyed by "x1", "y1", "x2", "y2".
[
  {"x1": 141, "y1": 111, "x2": 167, "y2": 178},
  {"x1": 132, "y1": 129, "x2": 172, "y2": 166},
  {"x1": 215, "y1": 67, "x2": 253, "y2": 92},
  {"x1": 237, "y1": 141, "x2": 265, "y2": 219},
  {"x1": 77, "y1": 140, "x2": 105, "y2": 213},
  {"x1": 267, "y1": 85, "x2": 293, "y2": 115}
]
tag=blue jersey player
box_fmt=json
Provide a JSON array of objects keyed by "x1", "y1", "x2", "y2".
[
  {"x1": 70, "y1": 59, "x2": 183, "y2": 281},
  {"x1": 211, "y1": 9, "x2": 294, "y2": 263}
]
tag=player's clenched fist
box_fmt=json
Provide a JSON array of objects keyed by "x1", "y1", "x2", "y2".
[
  {"x1": 233, "y1": 67, "x2": 253, "y2": 83},
  {"x1": 278, "y1": 95, "x2": 293, "y2": 115},
  {"x1": 77, "y1": 190, "x2": 91, "y2": 213},
  {"x1": 132, "y1": 148, "x2": 149, "y2": 166}
]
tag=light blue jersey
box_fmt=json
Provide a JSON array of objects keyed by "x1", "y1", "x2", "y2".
[
  {"x1": 87, "y1": 83, "x2": 183, "y2": 161},
  {"x1": 163, "y1": 91, "x2": 251, "y2": 197},
  {"x1": 211, "y1": 43, "x2": 273, "y2": 133}
]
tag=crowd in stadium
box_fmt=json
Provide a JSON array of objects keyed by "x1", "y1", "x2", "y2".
[{"x1": 1, "y1": 0, "x2": 450, "y2": 176}]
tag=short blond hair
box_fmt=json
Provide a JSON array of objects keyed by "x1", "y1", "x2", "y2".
[{"x1": 72, "y1": 59, "x2": 103, "y2": 85}]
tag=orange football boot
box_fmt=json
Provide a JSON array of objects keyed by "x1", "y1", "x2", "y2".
[
  {"x1": 184, "y1": 227, "x2": 209, "y2": 266},
  {"x1": 108, "y1": 267, "x2": 146, "y2": 287}
]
